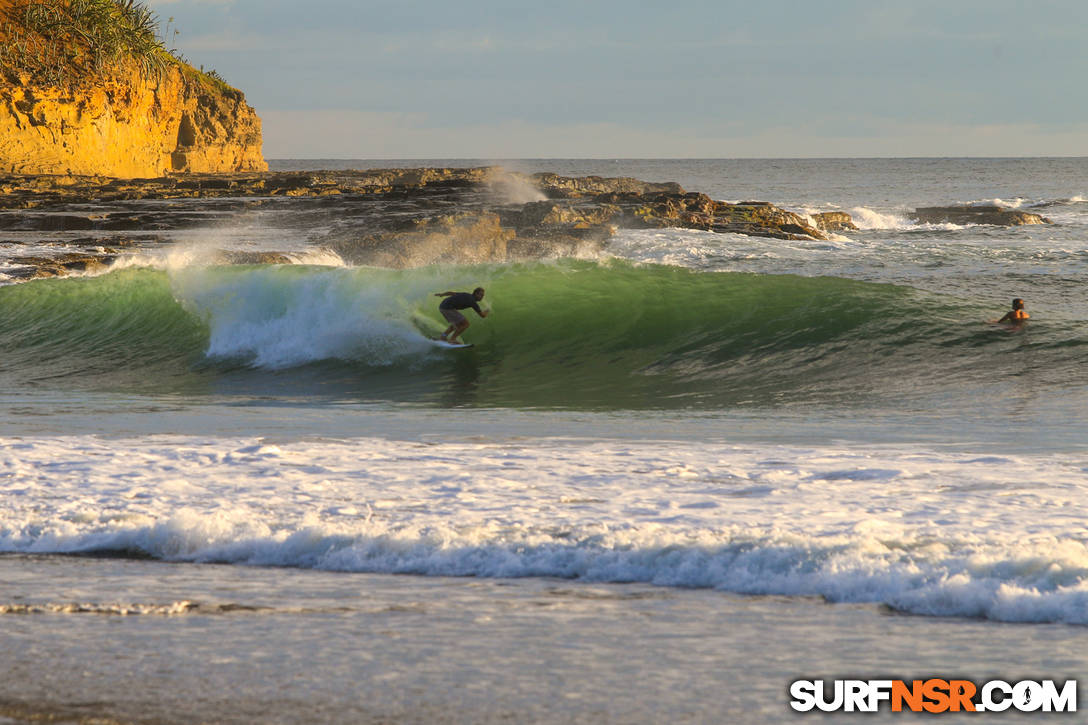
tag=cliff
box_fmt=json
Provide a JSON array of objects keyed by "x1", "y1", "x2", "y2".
[{"x1": 0, "y1": 0, "x2": 266, "y2": 176}]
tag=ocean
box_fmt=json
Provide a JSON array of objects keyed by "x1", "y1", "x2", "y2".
[{"x1": 2, "y1": 158, "x2": 1087, "y2": 723}]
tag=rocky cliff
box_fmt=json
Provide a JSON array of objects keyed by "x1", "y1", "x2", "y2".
[{"x1": 0, "y1": 0, "x2": 266, "y2": 177}]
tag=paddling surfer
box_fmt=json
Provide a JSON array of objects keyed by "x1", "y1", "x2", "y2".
[{"x1": 435, "y1": 287, "x2": 489, "y2": 344}]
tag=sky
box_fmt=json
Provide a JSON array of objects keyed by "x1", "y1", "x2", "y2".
[{"x1": 147, "y1": 0, "x2": 1088, "y2": 159}]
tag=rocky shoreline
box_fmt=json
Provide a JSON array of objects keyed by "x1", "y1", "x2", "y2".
[
  {"x1": 0, "y1": 168, "x2": 833, "y2": 280},
  {"x1": 0, "y1": 167, "x2": 1053, "y2": 281}
]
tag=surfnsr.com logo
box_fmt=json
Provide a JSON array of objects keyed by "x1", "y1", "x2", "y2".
[{"x1": 789, "y1": 679, "x2": 1077, "y2": 713}]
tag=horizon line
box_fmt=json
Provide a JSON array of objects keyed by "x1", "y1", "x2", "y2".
[{"x1": 266, "y1": 156, "x2": 1088, "y2": 162}]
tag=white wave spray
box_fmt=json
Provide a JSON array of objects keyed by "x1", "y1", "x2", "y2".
[
  {"x1": 5, "y1": 436, "x2": 1088, "y2": 625},
  {"x1": 169, "y1": 265, "x2": 443, "y2": 368}
]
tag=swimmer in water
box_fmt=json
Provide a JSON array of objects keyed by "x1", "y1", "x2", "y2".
[{"x1": 994, "y1": 298, "x2": 1029, "y2": 324}]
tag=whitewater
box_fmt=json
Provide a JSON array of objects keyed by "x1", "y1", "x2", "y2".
[
  {"x1": 6, "y1": 434, "x2": 1088, "y2": 624},
  {"x1": 3, "y1": 157, "x2": 1088, "y2": 723}
]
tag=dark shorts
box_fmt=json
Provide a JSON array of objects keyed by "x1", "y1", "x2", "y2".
[{"x1": 441, "y1": 308, "x2": 467, "y2": 325}]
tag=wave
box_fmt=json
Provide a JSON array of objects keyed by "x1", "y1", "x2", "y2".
[
  {"x1": 847, "y1": 206, "x2": 977, "y2": 232},
  {"x1": 12, "y1": 517, "x2": 1088, "y2": 624},
  {"x1": 847, "y1": 207, "x2": 910, "y2": 230},
  {"x1": 1029, "y1": 195, "x2": 1088, "y2": 209},
  {"x1": 0, "y1": 260, "x2": 1084, "y2": 408},
  {"x1": 844, "y1": 199, "x2": 1088, "y2": 230},
  {"x1": 4, "y1": 435, "x2": 1088, "y2": 625},
  {"x1": 969, "y1": 197, "x2": 1027, "y2": 209},
  {"x1": 0, "y1": 266, "x2": 208, "y2": 389}
]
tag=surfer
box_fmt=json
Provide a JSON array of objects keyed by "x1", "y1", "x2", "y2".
[
  {"x1": 435, "y1": 287, "x2": 489, "y2": 344},
  {"x1": 994, "y1": 298, "x2": 1029, "y2": 325}
]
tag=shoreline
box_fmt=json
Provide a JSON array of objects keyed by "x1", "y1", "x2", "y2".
[{"x1": 1, "y1": 554, "x2": 1080, "y2": 725}]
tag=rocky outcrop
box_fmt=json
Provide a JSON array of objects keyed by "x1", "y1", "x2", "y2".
[
  {"x1": 531, "y1": 173, "x2": 684, "y2": 198},
  {"x1": 565, "y1": 192, "x2": 827, "y2": 241},
  {"x1": 0, "y1": 168, "x2": 854, "y2": 279},
  {"x1": 496, "y1": 200, "x2": 618, "y2": 258},
  {"x1": 706, "y1": 200, "x2": 826, "y2": 240},
  {"x1": 912, "y1": 206, "x2": 1050, "y2": 226},
  {"x1": 8, "y1": 251, "x2": 117, "y2": 280},
  {"x1": 0, "y1": 168, "x2": 499, "y2": 209},
  {"x1": 330, "y1": 212, "x2": 515, "y2": 268},
  {"x1": 811, "y1": 211, "x2": 859, "y2": 232}
]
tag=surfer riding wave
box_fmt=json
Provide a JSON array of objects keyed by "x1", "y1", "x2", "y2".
[{"x1": 435, "y1": 287, "x2": 489, "y2": 344}]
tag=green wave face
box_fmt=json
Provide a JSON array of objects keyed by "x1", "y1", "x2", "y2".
[
  {"x1": 467, "y1": 260, "x2": 915, "y2": 407},
  {"x1": 0, "y1": 268, "x2": 209, "y2": 391},
  {"x1": 0, "y1": 261, "x2": 1080, "y2": 409}
]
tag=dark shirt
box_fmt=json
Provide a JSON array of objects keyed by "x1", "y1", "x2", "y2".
[{"x1": 439, "y1": 292, "x2": 482, "y2": 315}]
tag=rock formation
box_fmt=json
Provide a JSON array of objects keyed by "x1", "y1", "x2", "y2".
[
  {"x1": 912, "y1": 206, "x2": 1050, "y2": 226},
  {"x1": 0, "y1": 0, "x2": 266, "y2": 177},
  {"x1": 0, "y1": 168, "x2": 854, "y2": 280},
  {"x1": 811, "y1": 211, "x2": 859, "y2": 232},
  {"x1": 330, "y1": 212, "x2": 516, "y2": 268}
]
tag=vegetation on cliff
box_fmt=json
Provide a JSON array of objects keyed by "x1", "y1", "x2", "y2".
[
  {"x1": 0, "y1": 0, "x2": 266, "y2": 176},
  {"x1": 0, "y1": 0, "x2": 183, "y2": 85}
]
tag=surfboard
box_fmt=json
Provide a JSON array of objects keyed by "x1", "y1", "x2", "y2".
[{"x1": 430, "y1": 338, "x2": 474, "y2": 349}]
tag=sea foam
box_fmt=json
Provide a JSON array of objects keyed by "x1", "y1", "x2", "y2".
[
  {"x1": 3, "y1": 435, "x2": 1088, "y2": 624},
  {"x1": 170, "y1": 265, "x2": 439, "y2": 368}
]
